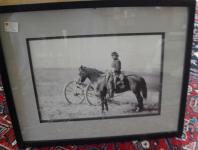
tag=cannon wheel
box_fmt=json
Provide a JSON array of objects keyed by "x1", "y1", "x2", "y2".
[
  {"x1": 64, "y1": 81, "x2": 85, "y2": 104},
  {"x1": 86, "y1": 84, "x2": 101, "y2": 106}
]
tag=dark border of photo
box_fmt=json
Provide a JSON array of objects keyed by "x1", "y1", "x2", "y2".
[{"x1": 26, "y1": 32, "x2": 165, "y2": 123}]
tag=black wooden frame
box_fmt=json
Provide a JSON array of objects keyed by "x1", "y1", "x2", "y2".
[{"x1": 0, "y1": 0, "x2": 195, "y2": 148}]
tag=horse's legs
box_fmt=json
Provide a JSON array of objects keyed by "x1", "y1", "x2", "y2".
[
  {"x1": 104, "y1": 98, "x2": 108, "y2": 111},
  {"x1": 134, "y1": 91, "x2": 144, "y2": 112},
  {"x1": 101, "y1": 96, "x2": 105, "y2": 112},
  {"x1": 101, "y1": 90, "x2": 108, "y2": 112},
  {"x1": 101, "y1": 92, "x2": 107, "y2": 113}
]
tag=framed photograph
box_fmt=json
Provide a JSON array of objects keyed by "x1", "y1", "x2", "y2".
[{"x1": 0, "y1": 0, "x2": 195, "y2": 148}]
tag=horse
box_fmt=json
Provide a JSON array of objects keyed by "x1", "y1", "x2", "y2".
[{"x1": 78, "y1": 65, "x2": 147, "y2": 112}]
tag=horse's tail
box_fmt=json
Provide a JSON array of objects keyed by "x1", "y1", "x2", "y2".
[{"x1": 140, "y1": 77, "x2": 147, "y2": 99}]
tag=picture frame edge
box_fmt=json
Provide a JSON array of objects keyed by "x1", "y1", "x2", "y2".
[
  {"x1": 0, "y1": 0, "x2": 196, "y2": 14},
  {"x1": 0, "y1": 0, "x2": 195, "y2": 148}
]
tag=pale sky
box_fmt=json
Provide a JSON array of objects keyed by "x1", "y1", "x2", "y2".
[{"x1": 29, "y1": 35, "x2": 162, "y2": 73}]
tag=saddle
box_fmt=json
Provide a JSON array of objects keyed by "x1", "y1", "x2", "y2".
[
  {"x1": 115, "y1": 75, "x2": 126, "y2": 91},
  {"x1": 106, "y1": 71, "x2": 126, "y2": 87},
  {"x1": 107, "y1": 72, "x2": 126, "y2": 91}
]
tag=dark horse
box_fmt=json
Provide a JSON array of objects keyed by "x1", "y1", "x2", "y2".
[{"x1": 78, "y1": 65, "x2": 147, "y2": 112}]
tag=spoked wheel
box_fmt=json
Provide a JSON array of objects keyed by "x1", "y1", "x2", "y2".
[
  {"x1": 64, "y1": 81, "x2": 85, "y2": 104},
  {"x1": 86, "y1": 84, "x2": 101, "y2": 106}
]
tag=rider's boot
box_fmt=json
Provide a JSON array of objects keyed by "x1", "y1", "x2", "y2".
[{"x1": 119, "y1": 74, "x2": 125, "y2": 88}]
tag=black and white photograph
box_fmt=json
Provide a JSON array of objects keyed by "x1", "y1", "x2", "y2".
[
  {"x1": 0, "y1": 0, "x2": 194, "y2": 146},
  {"x1": 27, "y1": 33, "x2": 164, "y2": 122}
]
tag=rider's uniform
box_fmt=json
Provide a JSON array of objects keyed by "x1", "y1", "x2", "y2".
[
  {"x1": 111, "y1": 58, "x2": 121, "y2": 75},
  {"x1": 111, "y1": 58, "x2": 122, "y2": 89}
]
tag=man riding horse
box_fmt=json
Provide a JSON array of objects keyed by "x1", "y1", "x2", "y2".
[
  {"x1": 110, "y1": 51, "x2": 125, "y2": 98},
  {"x1": 77, "y1": 51, "x2": 147, "y2": 112}
]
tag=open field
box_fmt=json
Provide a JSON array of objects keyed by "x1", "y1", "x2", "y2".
[{"x1": 34, "y1": 68, "x2": 161, "y2": 121}]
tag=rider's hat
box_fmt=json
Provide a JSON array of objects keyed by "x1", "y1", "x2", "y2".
[{"x1": 111, "y1": 51, "x2": 119, "y2": 57}]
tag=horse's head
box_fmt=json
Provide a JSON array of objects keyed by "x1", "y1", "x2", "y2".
[
  {"x1": 78, "y1": 65, "x2": 88, "y2": 83},
  {"x1": 78, "y1": 65, "x2": 104, "y2": 83}
]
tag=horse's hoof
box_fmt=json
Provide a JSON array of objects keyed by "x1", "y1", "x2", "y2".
[
  {"x1": 138, "y1": 109, "x2": 144, "y2": 112},
  {"x1": 135, "y1": 107, "x2": 144, "y2": 112},
  {"x1": 135, "y1": 107, "x2": 139, "y2": 112}
]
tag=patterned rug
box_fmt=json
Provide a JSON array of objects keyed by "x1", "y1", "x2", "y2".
[
  {"x1": 0, "y1": 6, "x2": 198, "y2": 150},
  {"x1": 0, "y1": 73, "x2": 198, "y2": 150}
]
